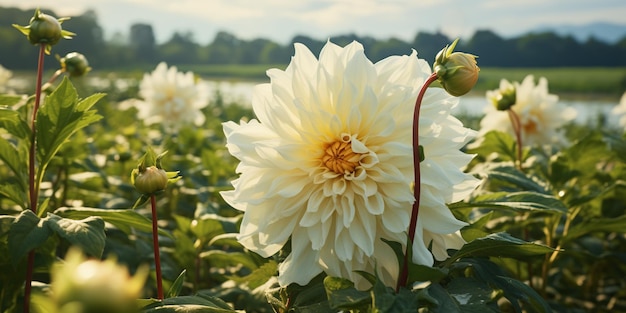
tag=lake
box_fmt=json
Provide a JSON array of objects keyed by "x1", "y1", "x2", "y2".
[{"x1": 201, "y1": 80, "x2": 623, "y2": 127}]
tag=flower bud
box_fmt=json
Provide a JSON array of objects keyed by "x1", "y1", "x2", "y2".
[
  {"x1": 130, "y1": 148, "x2": 181, "y2": 195},
  {"x1": 487, "y1": 79, "x2": 517, "y2": 110},
  {"x1": 60, "y1": 52, "x2": 91, "y2": 77},
  {"x1": 433, "y1": 39, "x2": 479, "y2": 97},
  {"x1": 133, "y1": 166, "x2": 168, "y2": 194},
  {"x1": 51, "y1": 248, "x2": 147, "y2": 313},
  {"x1": 12, "y1": 8, "x2": 75, "y2": 54}
]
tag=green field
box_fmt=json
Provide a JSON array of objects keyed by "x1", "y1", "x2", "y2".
[{"x1": 172, "y1": 65, "x2": 626, "y2": 101}]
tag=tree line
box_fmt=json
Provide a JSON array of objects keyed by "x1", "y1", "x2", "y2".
[{"x1": 1, "y1": 6, "x2": 626, "y2": 71}]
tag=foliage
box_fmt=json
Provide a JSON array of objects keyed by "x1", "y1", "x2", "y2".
[{"x1": 2, "y1": 15, "x2": 626, "y2": 312}]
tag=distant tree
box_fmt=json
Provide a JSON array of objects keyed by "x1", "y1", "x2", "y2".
[
  {"x1": 369, "y1": 37, "x2": 412, "y2": 62},
  {"x1": 412, "y1": 31, "x2": 450, "y2": 64},
  {"x1": 159, "y1": 31, "x2": 200, "y2": 64},
  {"x1": 464, "y1": 30, "x2": 513, "y2": 67},
  {"x1": 289, "y1": 35, "x2": 324, "y2": 56},
  {"x1": 129, "y1": 23, "x2": 157, "y2": 64},
  {"x1": 207, "y1": 31, "x2": 241, "y2": 64}
]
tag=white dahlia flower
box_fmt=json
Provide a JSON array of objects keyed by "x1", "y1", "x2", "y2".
[
  {"x1": 611, "y1": 92, "x2": 626, "y2": 128},
  {"x1": 478, "y1": 75, "x2": 577, "y2": 146},
  {"x1": 134, "y1": 62, "x2": 209, "y2": 127},
  {"x1": 221, "y1": 41, "x2": 479, "y2": 289}
]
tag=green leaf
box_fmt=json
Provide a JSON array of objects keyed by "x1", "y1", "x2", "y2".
[
  {"x1": 53, "y1": 207, "x2": 172, "y2": 238},
  {"x1": 466, "y1": 130, "x2": 517, "y2": 162},
  {"x1": 495, "y1": 276, "x2": 552, "y2": 313},
  {"x1": 323, "y1": 276, "x2": 371, "y2": 310},
  {"x1": 0, "y1": 177, "x2": 28, "y2": 209},
  {"x1": 45, "y1": 213, "x2": 106, "y2": 258},
  {"x1": 208, "y1": 233, "x2": 244, "y2": 249},
  {"x1": 167, "y1": 269, "x2": 187, "y2": 298},
  {"x1": 0, "y1": 105, "x2": 30, "y2": 139},
  {"x1": 452, "y1": 191, "x2": 567, "y2": 214},
  {"x1": 0, "y1": 94, "x2": 25, "y2": 106},
  {"x1": 407, "y1": 264, "x2": 448, "y2": 285},
  {"x1": 199, "y1": 250, "x2": 258, "y2": 271},
  {"x1": 8, "y1": 210, "x2": 51, "y2": 264},
  {"x1": 479, "y1": 165, "x2": 547, "y2": 193},
  {"x1": 233, "y1": 260, "x2": 277, "y2": 289},
  {"x1": 36, "y1": 77, "x2": 104, "y2": 174},
  {"x1": 422, "y1": 284, "x2": 462, "y2": 313},
  {"x1": 442, "y1": 233, "x2": 553, "y2": 267},
  {"x1": 140, "y1": 294, "x2": 236, "y2": 312},
  {"x1": 565, "y1": 215, "x2": 626, "y2": 242},
  {"x1": 453, "y1": 258, "x2": 551, "y2": 313},
  {"x1": 0, "y1": 138, "x2": 28, "y2": 184}
]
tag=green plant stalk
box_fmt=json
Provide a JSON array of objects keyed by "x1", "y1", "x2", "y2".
[
  {"x1": 151, "y1": 194, "x2": 164, "y2": 299},
  {"x1": 24, "y1": 43, "x2": 47, "y2": 313},
  {"x1": 541, "y1": 206, "x2": 582, "y2": 295},
  {"x1": 397, "y1": 72, "x2": 438, "y2": 292}
]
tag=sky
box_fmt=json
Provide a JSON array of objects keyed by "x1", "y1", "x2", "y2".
[{"x1": 2, "y1": 0, "x2": 626, "y2": 44}]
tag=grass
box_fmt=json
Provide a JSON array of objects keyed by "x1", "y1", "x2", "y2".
[
  {"x1": 173, "y1": 65, "x2": 626, "y2": 101},
  {"x1": 475, "y1": 67, "x2": 626, "y2": 100}
]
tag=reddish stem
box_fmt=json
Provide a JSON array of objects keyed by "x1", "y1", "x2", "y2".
[
  {"x1": 24, "y1": 43, "x2": 46, "y2": 313},
  {"x1": 151, "y1": 194, "x2": 164, "y2": 299},
  {"x1": 397, "y1": 73, "x2": 438, "y2": 291}
]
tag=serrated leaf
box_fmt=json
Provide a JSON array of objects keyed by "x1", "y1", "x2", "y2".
[
  {"x1": 53, "y1": 207, "x2": 172, "y2": 238},
  {"x1": 452, "y1": 191, "x2": 567, "y2": 214},
  {"x1": 324, "y1": 276, "x2": 371, "y2": 310},
  {"x1": 8, "y1": 210, "x2": 51, "y2": 264},
  {"x1": 466, "y1": 130, "x2": 517, "y2": 162},
  {"x1": 0, "y1": 138, "x2": 28, "y2": 184},
  {"x1": 45, "y1": 213, "x2": 106, "y2": 258},
  {"x1": 0, "y1": 177, "x2": 28, "y2": 209},
  {"x1": 442, "y1": 233, "x2": 553, "y2": 267},
  {"x1": 0, "y1": 106, "x2": 30, "y2": 139},
  {"x1": 36, "y1": 77, "x2": 104, "y2": 171}
]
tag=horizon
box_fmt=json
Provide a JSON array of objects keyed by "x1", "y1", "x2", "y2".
[{"x1": 2, "y1": 0, "x2": 626, "y2": 45}]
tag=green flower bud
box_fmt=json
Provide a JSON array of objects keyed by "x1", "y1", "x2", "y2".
[
  {"x1": 12, "y1": 8, "x2": 75, "y2": 54},
  {"x1": 433, "y1": 38, "x2": 480, "y2": 97},
  {"x1": 487, "y1": 79, "x2": 517, "y2": 110},
  {"x1": 51, "y1": 248, "x2": 148, "y2": 313},
  {"x1": 130, "y1": 148, "x2": 181, "y2": 195},
  {"x1": 133, "y1": 166, "x2": 168, "y2": 194},
  {"x1": 60, "y1": 52, "x2": 91, "y2": 77}
]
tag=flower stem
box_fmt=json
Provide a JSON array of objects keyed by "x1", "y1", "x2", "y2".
[
  {"x1": 507, "y1": 109, "x2": 523, "y2": 170},
  {"x1": 397, "y1": 72, "x2": 438, "y2": 291},
  {"x1": 151, "y1": 194, "x2": 164, "y2": 299},
  {"x1": 24, "y1": 43, "x2": 46, "y2": 313}
]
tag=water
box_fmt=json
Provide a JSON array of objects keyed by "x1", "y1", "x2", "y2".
[{"x1": 205, "y1": 79, "x2": 622, "y2": 127}]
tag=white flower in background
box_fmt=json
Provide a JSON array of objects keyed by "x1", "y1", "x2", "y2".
[
  {"x1": 221, "y1": 41, "x2": 479, "y2": 289},
  {"x1": 478, "y1": 75, "x2": 577, "y2": 146},
  {"x1": 50, "y1": 248, "x2": 147, "y2": 313},
  {"x1": 134, "y1": 62, "x2": 209, "y2": 127},
  {"x1": 0, "y1": 64, "x2": 12, "y2": 93},
  {"x1": 611, "y1": 92, "x2": 626, "y2": 128}
]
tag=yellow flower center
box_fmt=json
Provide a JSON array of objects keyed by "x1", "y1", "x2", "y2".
[{"x1": 322, "y1": 137, "x2": 362, "y2": 174}]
